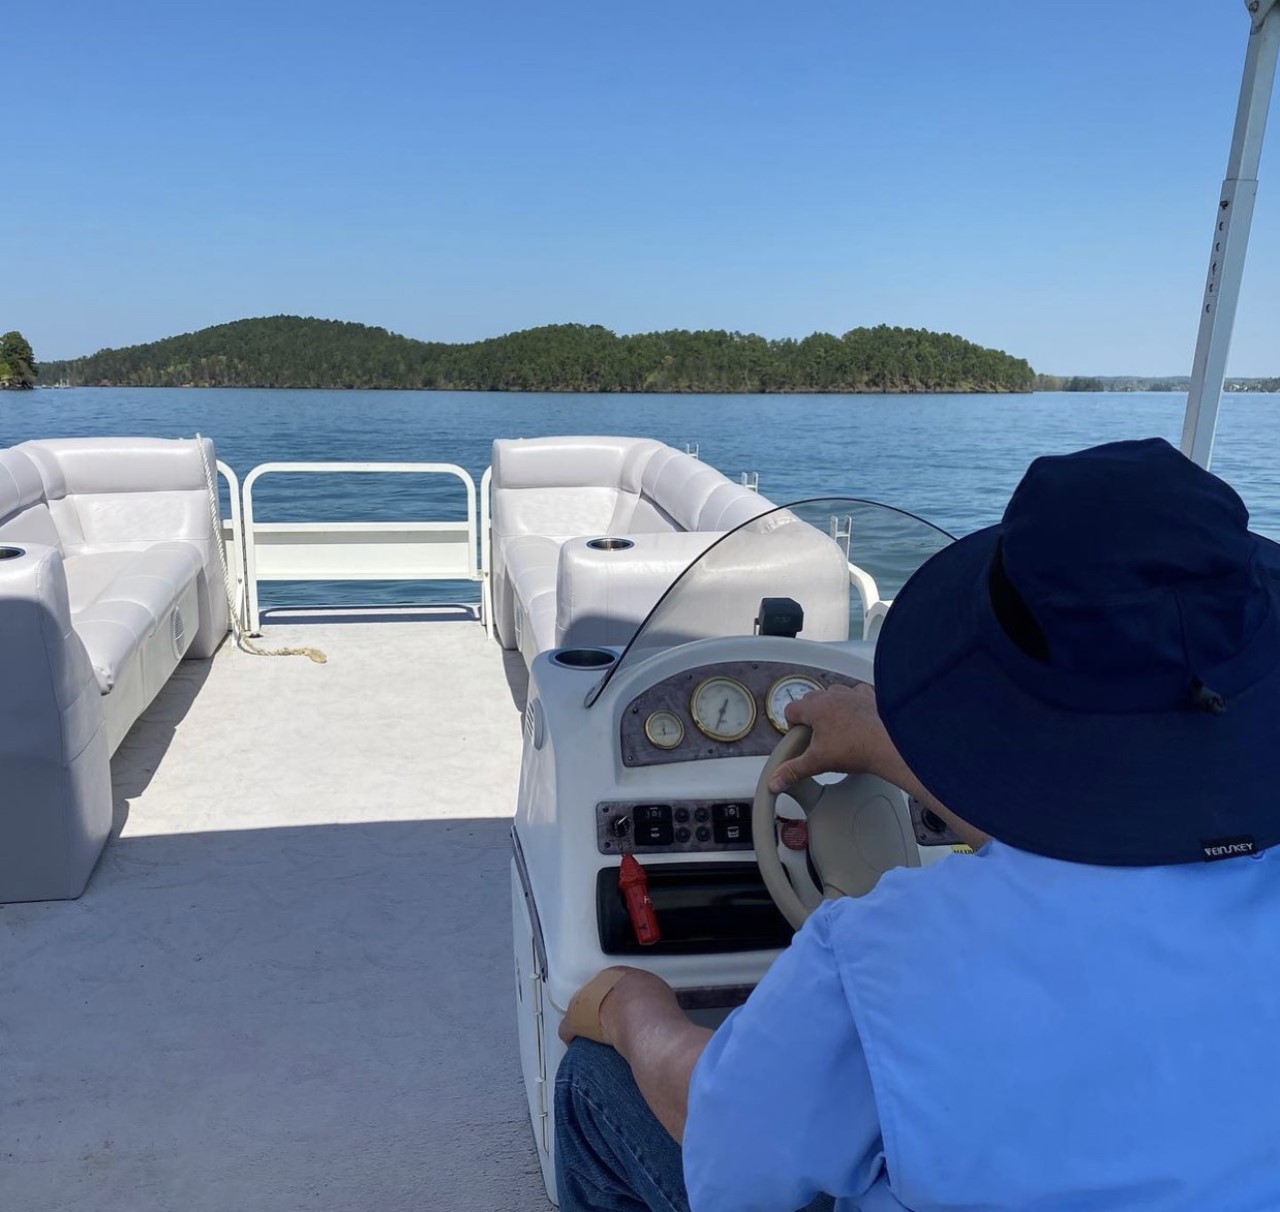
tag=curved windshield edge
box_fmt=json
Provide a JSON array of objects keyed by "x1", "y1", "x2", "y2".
[{"x1": 584, "y1": 496, "x2": 956, "y2": 707}]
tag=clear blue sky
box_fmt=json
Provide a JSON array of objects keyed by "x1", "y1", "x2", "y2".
[{"x1": 7, "y1": 0, "x2": 1278, "y2": 374}]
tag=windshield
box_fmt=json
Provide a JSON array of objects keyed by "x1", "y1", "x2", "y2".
[{"x1": 587, "y1": 497, "x2": 956, "y2": 704}]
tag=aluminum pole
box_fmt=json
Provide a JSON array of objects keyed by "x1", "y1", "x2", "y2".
[{"x1": 1180, "y1": 0, "x2": 1280, "y2": 469}]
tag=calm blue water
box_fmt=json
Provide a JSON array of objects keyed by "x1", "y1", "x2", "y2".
[{"x1": 3, "y1": 388, "x2": 1276, "y2": 611}]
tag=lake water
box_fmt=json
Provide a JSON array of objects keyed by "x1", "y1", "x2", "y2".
[{"x1": 3, "y1": 387, "x2": 1276, "y2": 611}]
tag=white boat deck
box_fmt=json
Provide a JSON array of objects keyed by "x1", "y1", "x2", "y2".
[{"x1": 1, "y1": 614, "x2": 551, "y2": 1212}]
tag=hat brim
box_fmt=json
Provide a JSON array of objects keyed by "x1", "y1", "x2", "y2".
[{"x1": 873, "y1": 526, "x2": 1280, "y2": 865}]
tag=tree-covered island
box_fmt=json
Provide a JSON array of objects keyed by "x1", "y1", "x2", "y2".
[
  {"x1": 39, "y1": 316, "x2": 1036, "y2": 393},
  {"x1": 0, "y1": 331, "x2": 39, "y2": 389}
]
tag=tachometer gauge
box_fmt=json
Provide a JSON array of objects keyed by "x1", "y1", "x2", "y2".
[
  {"x1": 690, "y1": 677, "x2": 757, "y2": 742},
  {"x1": 766, "y1": 674, "x2": 824, "y2": 732},
  {"x1": 644, "y1": 710, "x2": 685, "y2": 750}
]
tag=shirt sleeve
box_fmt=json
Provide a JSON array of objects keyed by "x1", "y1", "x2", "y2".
[{"x1": 682, "y1": 901, "x2": 884, "y2": 1212}]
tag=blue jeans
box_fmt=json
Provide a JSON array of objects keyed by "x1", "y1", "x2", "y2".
[{"x1": 555, "y1": 1038, "x2": 836, "y2": 1212}]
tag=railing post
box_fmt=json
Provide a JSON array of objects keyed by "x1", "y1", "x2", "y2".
[
  {"x1": 829, "y1": 515, "x2": 852, "y2": 559},
  {"x1": 243, "y1": 467, "x2": 264, "y2": 633},
  {"x1": 216, "y1": 461, "x2": 247, "y2": 631},
  {"x1": 480, "y1": 465, "x2": 493, "y2": 638}
]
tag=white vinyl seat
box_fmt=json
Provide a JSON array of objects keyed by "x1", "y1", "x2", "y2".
[
  {"x1": 0, "y1": 437, "x2": 230, "y2": 903},
  {"x1": 74, "y1": 541, "x2": 203, "y2": 700},
  {"x1": 489, "y1": 436, "x2": 851, "y2": 666}
]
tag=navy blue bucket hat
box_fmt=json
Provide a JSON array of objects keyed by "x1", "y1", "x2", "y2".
[{"x1": 874, "y1": 438, "x2": 1280, "y2": 866}]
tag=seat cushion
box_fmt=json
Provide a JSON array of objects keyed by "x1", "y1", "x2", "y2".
[
  {"x1": 101, "y1": 541, "x2": 203, "y2": 618},
  {"x1": 75, "y1": 600, "x2": 159, "y2": 694},
  {"x1": 63, "y1": 551, "x2": 145, "y2": 615},
  {"x1": 71, "y1": 541, "x2": 204, "y2": 692}
]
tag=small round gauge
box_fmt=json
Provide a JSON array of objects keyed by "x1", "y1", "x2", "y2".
[
  {"x1": 644, "y1": 710, "x2": 685, "y2": 750},
  {"x1": 766, "y1": 674, "x2": 824, "y2": 732},
  {"x1": 689, "y1": 677, "x2": 757, "y2": 742}
]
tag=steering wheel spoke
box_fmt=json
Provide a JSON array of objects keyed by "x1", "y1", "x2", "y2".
[
  {"x1": 754, "y1": 722, "x2": 922, "y2": 928},
  {"x1": 782, "y1": 776, "x2": 825, "y2": 813}
]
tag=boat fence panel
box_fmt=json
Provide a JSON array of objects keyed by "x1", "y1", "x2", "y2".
[{"x1": 241, "y1": 461, "x2": 480, "y2": 632}]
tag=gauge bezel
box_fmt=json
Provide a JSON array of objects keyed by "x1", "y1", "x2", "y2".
[
  {"x1": 765, "y1": 674, "x2": 825, "y2": 733},
  {"x1": 643, "y1": 709, "x2": 685, "y2": 750},
  {"x1": 689, "y1": 676, "x2": 757, "y2": 742}
]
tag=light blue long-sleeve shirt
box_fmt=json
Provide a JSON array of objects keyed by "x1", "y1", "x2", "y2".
[{"x1": 684, "y1": 841, "x2": 1280, "y2": 1211}]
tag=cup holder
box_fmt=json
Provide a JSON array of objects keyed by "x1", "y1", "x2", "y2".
[
  {"x1": 586, "y1": 537, "x2": 635, "y2": 552},
  {"x1": 551, "y1": 647, "x2": 617, "y2": 669},
  {"x1": 0, "y1": 546, "x2": 25, "y2": 561}
]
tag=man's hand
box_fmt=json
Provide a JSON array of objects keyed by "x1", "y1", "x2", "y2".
[
  {"x1": 769, "y1": 683, "x2": 990, "y2": 852},
  {"x1": 768, "y1": 682, "x2": 899, "y2": 793}
]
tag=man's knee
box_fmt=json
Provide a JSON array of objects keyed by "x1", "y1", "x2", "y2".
[{"x1": 556, "y1": 1038, "x2": 632, "y2": 1115}]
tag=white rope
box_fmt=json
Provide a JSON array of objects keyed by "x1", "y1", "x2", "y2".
[{"x1": 195, "y1": 435, "x2": 326, "y2": 665}]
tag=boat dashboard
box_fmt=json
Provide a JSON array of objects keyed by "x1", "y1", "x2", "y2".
[
  {"x1": 513, "y1": 633, "x2": 962, "y2": 983},
  {"x1": 593, "y1": 646, "x2": 963, "y2": 865}
]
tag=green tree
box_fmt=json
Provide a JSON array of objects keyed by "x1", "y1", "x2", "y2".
[
  {"x1": 0, "y1": 330, "x2": 37, "y2": 388},
  {"x1": 1064, "y1": 376, "x2": 1105, "y2": 392}
]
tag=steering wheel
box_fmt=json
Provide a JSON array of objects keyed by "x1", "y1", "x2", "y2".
[{"x1": 753, "y1": 725, "x2": 921, "y2": 929}]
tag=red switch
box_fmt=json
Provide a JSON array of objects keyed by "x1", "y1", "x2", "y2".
[{"x1": 619, "y1": 853, "x2": 661, "y2": 946}]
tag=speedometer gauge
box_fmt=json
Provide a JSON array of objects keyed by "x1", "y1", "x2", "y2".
[
  {"x1": 644, "y1": 710, "x2": 685, "y2": 749},
  {"x1": 690, "y1": 677, "x2": 757, "y2": 742},
  {"x1": 766, "y1": 674, "x2": 824, "y2": 732}
]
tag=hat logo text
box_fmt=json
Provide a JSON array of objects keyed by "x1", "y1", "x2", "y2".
[{"x1": 1201, "y1": 836, "x2": 1256, "y2": 861}]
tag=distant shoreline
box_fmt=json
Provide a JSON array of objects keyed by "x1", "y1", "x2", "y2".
[
  {"x1": 43, "y1": 382, "x2": 1039, "y2": 395},
  {"x1": 34, "y1": 309, "x2": 1278, "y2": 396},
  {"x1": 34, "y1": 382, "x2": 1280, "y2": 395},
  {"x1": 37, "y1": 315, "x2": 1038, "y2": 395}
]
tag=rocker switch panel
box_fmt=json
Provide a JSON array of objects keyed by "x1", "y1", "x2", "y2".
[{"x1": 597, "y1": 801, "x2": 755, "y2": 855}]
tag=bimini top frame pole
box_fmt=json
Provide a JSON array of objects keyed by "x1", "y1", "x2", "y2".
[{"x1": 1181, "y1": 0, "x2": 1280, "y2": 469}]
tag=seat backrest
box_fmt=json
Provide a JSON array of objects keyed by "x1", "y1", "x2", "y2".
[
  {"x1": 0, "y1": 447, "x2": 63, "y2": 551},
  {"x1": 606, "y1": 440, "x2": 678, "y2": 533},
  {"x1": 491, "y1": 434, "x2": 774, "y2": 541},
  {"x1": 16, "y1": 437, "x2": 215, "y2": 553},
  {"x1": 491, "y1": 436, "x2": 667, "y2": 540},
  {"x1": 695, "y1": 480, "x2": 774, "y2": 531},
  {"x1": 634, "y1": 447, "x2": 774, "y2": 534}
]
